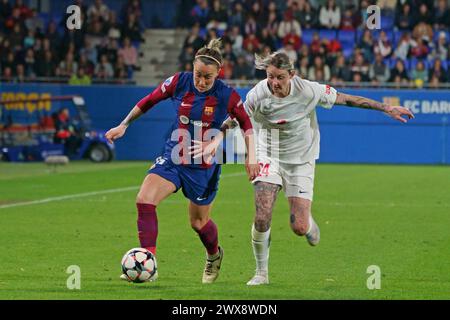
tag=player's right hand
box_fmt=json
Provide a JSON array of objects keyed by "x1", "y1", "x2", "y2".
[
  {"x1": 105, "y1": 124, "x2": 127, "y2": 144},
  {"x1": 245, "y1": 161, "x2": 260, "y2": 181},
  {"x1": 385, "y1": 105, "x2": 415, "y2": 123}
]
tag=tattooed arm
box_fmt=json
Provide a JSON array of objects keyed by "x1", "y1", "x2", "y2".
[{"x1": 334, "y1": 92, "x2": 415, "y2": 123}]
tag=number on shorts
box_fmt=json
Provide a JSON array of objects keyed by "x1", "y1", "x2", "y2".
[{"x1": 258, "y1": 162, "x2": 270, "y2": 177}]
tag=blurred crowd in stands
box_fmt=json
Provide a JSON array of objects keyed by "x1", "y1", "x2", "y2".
[
  {"x1": 177, "y1": 0, "x2": 450, "y2": 87},
  {"x1": 1, "y1": 0, "x2": 449, "y2": 87},
  {"x1": 0, "y1": 0, "x2": 143, "y2": 84}
]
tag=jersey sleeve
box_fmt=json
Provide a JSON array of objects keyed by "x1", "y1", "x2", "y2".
[
  {"x1": 311, "y1": 82, "x2": 337, "y2": 109},
  {"x1": 243, "y1": 89, "x2": 257, "y2": 117},
  {"x1": 136, "y1": 73, "x2": 180, "y2": 113},
  {"x1": 227, "y1": 90, "x2": 253, "y2": 133}
]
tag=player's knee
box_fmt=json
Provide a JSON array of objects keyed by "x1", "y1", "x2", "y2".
[
  {"x1": 289, "y1": 214, "x2": 309, "y2": 236},
  {"x1": 190, "y1": 218, "x2": 208, "y2": 232},
  {"x1": 290, "y1": 222, "x2": 308, "y2": 236},
  {"x1": 136, "y1": 192, "x2": 157, "y2": 206}
]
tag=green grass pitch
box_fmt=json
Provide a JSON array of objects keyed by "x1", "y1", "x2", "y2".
[{"x1": 0, "y1": 161, "x2": 449, "y2": 300}]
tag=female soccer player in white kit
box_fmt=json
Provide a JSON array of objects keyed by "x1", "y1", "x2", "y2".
[{"x1": 193, "y1": 51, "x2": 414, "y2": 285}]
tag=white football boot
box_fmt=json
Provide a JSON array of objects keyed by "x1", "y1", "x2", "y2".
[
  {"x1": 202, "y1": 246, "x2": 224, "y2": 284},
  {"x1": 306, "y1": 216, "x2": 320, "y2": 246},
  {"x1": 246, "y1": 271, "x2": 269, "y2": 286}
]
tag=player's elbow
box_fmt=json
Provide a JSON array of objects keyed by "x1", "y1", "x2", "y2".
[{"x1": 243, "y1": 127, "x2": 254, "y2": 136}]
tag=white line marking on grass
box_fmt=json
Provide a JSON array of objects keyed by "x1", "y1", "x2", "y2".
[
  {"x1": 0, "y1": 172, "x2": 246, "y2": 210},
  {"x1": 0, "y1": 186, "x2": 139, "y2": 209}
]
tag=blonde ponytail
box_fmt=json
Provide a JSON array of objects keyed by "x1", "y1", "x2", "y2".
[{"x1": 206, "y1": 38, "x2": 222, "y2": 53}]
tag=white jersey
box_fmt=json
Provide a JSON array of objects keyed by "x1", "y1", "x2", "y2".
[{"x1": 244, "y1": 76, "x2": 337, "y2": 164}]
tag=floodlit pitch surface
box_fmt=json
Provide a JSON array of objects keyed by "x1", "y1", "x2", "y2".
[{"x1": 0, "y1": 161, "x2": 449, "y2": 299}]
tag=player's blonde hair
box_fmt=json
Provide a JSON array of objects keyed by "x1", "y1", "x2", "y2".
[
  {"x1": 195, "y1": 38, "x2": 223, "y2": 68},
  {"x1": 254, "y1": 51, "x2": 295, "y2": 71}
]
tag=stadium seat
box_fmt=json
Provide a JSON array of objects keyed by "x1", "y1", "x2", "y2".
[
  {"x1": 342, "y1": 42, "x2": 354, "y2": 54},
  {"x1": 338, "y1": 30, "x2": 355, "y2": 48},
  {"x1": 127, "y1": 66, "x2": 134, "y2": 79},
  {"x1": 356, "y1": 29, "x2": 362, "y2": 42},
  {"x1": 433, "y1": 31, "x2": 450, "y2": 42},
  {"x1": 198, "y1": 28, "x2": 208, "y2": 39},
  {"x1": 384, "y1": 30, "x2": 395, "y2": 43},
  {"x1": 428, "y1": 59, "x2": 448, "y2": 70},
  {"x1": 343, "y1": 47, "x2": 353, "y2": 58},
  {"x1": 393, "y1": 30, "x2": 403, "y2": 43},
  {"x1": 381, "y1": 15, "x2": 395, "y2": 30},
  {"x1": 407, "y1": 58, "x2": 417, "y2": 71},
  {"x1": 38, "y1": 12, "x2": 50, "y2": 25},
  {"x1": 275, "y1": 38, "x2": 283, "y2": 50},
  {"x1": 370, "y1": 29, "x2": 381, "y2": 41},
  {"x1": 389, "y1": 57, "x2": 402, "y2": 69},
  {"x1": 408, "y1": 58, "x2": 431, "y2": 71},
  {"x1": 131, "y1": 41, "x2": 141, "y2": 50},
  {"x1": 50, "y1": 13, "x2": 63, "y2": 25},
  {"x1": 319, "y1": 29, "x2": 337, "y2": 41},
  {"x1": 408, "y1": 58, "x2": 416, "y2": 70},
  {"x1": 301, "y1": 29, "x2": 315, "y2": 45}
]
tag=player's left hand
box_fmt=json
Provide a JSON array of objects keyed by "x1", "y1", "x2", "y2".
[{"x1": 385, "y1": 106, "x2": 415, "y2": 123}]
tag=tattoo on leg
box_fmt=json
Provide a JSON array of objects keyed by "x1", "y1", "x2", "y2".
[
  {"x1": 253, "y1": 182, "x2": 280, "y2": 232},
  {"x1": 288, "y1": 197, "x2": 312, "y2": 236}
]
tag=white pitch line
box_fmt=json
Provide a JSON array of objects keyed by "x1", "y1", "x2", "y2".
[
  {"x1": 0, "y1": 186, "x2": 139, "y2": 209},
  {"x1": 0, "y1": 171, "x2": 246, "y2": 210}
]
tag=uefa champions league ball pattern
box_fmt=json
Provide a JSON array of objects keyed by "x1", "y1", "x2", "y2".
[{"x1": 121, "y1": 248, "x2": 157, "y2": 283}]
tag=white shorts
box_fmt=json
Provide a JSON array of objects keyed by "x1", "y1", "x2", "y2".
[{"x1": 253, "y1": 156, "x2": 315, "y2": 201}]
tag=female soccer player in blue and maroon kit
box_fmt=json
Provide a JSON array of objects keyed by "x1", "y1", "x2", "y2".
[{"x1": 106, "y1": 39, "x2": 259, "y2": 283}]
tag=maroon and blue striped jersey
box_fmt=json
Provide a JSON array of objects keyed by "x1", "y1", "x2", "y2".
[{"x1": 136, "y1": 72, "x2": 252, "y2": 167}]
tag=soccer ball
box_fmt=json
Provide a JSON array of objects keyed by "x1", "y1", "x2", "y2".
[{"x1": 121, "y1": 248, "x2": 157, "y2": 283}]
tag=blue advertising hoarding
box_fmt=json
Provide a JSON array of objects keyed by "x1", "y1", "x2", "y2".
[{"x1": 1, "y1": 83, "x2": 449, "y2": 164}]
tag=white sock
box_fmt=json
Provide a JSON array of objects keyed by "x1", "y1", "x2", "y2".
[{"x1": 251, "y1": 224, "x2": 270, "y2": 274}]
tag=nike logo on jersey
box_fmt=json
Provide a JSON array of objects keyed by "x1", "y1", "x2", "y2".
[
  {"x1": 181, "y1": 102, "x2": 193, "y2": 107},
  {"x1": 299, "y1": 190, "x2": 308, "y2": 194}
]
